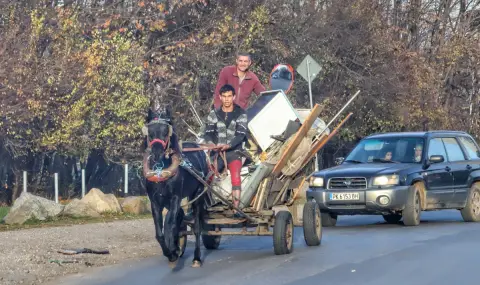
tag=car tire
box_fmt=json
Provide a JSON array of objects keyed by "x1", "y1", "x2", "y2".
[
  {"x1": 382, "y1": 214, "x2": 402, "y2": 224},
  {"x1": 303, "y1": 201, "x2": 322, "y2": 246},
  {"x1": 321, "y1": 212, "x2": 337, "y2": 227},
  {"x1": 460, "y1": 182, "x2": 480, "y2": 222},
  {"x1": 402, "y1": 183, "x2": 422, "y2": 226}
]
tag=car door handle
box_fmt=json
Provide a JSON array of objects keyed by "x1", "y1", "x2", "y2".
[
  {"x1": 467, "y1": 165, "x2": 472, "y2": 170},
  {"x1": 445, "y1": 166, "x2": 451, "y2": 172}
]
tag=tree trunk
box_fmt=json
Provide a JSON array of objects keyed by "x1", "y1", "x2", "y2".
[{"x1": 12, "y1": 169, "x2": 21, "y2": 201}]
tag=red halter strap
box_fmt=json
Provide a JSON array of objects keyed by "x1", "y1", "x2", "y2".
[{"x1": 149, "y1": 138, "x2": 168, "y2": 149}]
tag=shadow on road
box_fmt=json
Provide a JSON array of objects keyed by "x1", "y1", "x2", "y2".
[{"x1": 323, "y1": 211, "x2": 469, "y2": 231}]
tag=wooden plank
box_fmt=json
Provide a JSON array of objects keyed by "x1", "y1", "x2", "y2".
[
  {"x1": 205, "y1": 218, "x2": 247, "y2": 225},
  {"x1": 293, "y1": 113, "x2": 353, "y2": 177},
  {"x1": 302, "y1": 113, "x2": 353, "y2": 166},
  {"x1": 205, "y1": 230, "x2": 273, "y2": 236},
  {"x1": 272, "y1": 104, "x2": 324, "y2": 176},
  {"x1": 300, "y1": 133, "x2": 328, "y2": 167}
]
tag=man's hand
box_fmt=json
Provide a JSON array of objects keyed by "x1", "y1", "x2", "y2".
[
  {"x1": 217, "y1": 144, "x2": 230, "y2": 151},
  {"x1": 203, "y1": 143, "x2": 216, "y2": 149}
]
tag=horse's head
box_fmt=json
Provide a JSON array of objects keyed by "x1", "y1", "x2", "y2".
[
  {"x1": 146, "y1": 105, "x2": 174, "y2": 159},
  {"x1": 147, "y1": 118, "x2": 173, "y2": 162},
  {"x1": 143, "y1": 105, "x2": 179, "y2": 183}
]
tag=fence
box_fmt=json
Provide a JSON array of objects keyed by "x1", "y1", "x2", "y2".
[{"x1": 20, "y1": 164, "x2": 130, "y2": 204}]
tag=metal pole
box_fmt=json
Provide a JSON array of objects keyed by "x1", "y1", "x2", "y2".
[
  {"x1": 124, "y1": 164, "x2": 128, "y2": 195},
  {"x1": 81, "y1": 169, "x2": 86, "y2": 198},
  {"x1": 307, "y1": 59, "x2": 314, "y2": 109},
  {"x1": 23, "y1": 171, "x2": 27, "y2": 193},
  {"x1": 54, "y1": 173, "x2": 59, "y2": 203},
  {"x1": 313, "y1": 90, "x2": 361, "y2": 143},
  {"x1": 307, "y1": 59, "x2": 319, "y2": 171}
]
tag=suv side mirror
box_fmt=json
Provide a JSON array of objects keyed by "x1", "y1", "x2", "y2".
[
  {"x1": 429, "y1": 155, "x2": 444, "y2": 164},
  {"x1": 335, "y1": 157, "x2": 345, "y2": 165}
]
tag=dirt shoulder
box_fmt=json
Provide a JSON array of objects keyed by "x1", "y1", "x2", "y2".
[{"x1": 1, "y1": 218, "x2": 162, "y2": 285}]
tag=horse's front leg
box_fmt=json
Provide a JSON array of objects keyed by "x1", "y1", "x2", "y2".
[
  {"x1": 164, "y1": 195, "x2": 181, "y2": 268},
  {"x1": 149, "y1": 194, "x2": 172, "y2": 261},
  {"x1": 192, "y1": 199, "x2": 203, "y2": 268}
]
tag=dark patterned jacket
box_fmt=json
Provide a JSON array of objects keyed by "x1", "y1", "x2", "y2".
[{"x1": 204, "y1": 104, "x2": 248, "y2": 151}]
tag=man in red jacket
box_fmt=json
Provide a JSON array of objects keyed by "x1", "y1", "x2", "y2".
[{"x1": 213, "y1": 52, "x2": 266, "y2": 110}]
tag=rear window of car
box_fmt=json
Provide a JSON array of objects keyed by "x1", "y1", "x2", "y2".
[
  {"x1": 458, "y1": 136, "x2": 480, "y2": 159},
  {"x1": 442, "y1": 138, "x2": 466, "y2": 162}
]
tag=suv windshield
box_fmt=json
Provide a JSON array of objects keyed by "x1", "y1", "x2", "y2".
[{"x1": 345, "y1": 137, "x2": 425, "y2": 163}]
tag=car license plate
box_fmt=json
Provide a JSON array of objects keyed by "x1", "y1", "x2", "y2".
[{"x1": 330, "y1": 192, "x2": 360, "y2": 201}]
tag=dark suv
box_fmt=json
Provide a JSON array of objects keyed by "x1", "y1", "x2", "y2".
[{"x1": 306, "y1": 131, "x2": 480, "y2": 226}]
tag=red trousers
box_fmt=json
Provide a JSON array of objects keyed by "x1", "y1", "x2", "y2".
[
  {"x1": 227, "y1": 159, "x2": 242, "y2": 190},
  {"x1": 210, "y1": 151, "x2": 242, "y2": 190}
]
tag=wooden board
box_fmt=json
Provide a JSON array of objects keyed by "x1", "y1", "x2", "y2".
[
  {"x1": 205, "y1": 218, "x2": 247, "y2": 225},
  {"x1": 272, "y1": 104, "x2": 323, "y2": 176},
  {"x1": 292, "y1": 113, "x2": 353, "y2": 178},
  {"x1": 300, "y1": 113, "x2": 353, "y2": 168}
]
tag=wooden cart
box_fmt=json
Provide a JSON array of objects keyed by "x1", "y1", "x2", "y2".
[{"x1": 179, "y1": 102, "x2": 354, "y2": 255}]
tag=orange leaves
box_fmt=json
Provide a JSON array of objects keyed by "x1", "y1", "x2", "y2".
[
  {"x1": 135, "y1": 21, "x2": 144, "y2": 31},
  {"x1": 103, "y1": 19, "x2": 111, "y2": 28},
  {"x1": 149, "y1": 20, "x2": 166, "y2": 32},
  {"x1": 138, "y1": 1, "x2": 145, "y2": 7}
]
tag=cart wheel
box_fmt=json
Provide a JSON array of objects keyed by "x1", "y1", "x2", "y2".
[
  {"x1": 202, "y1": 224, "x2": 221, "y2": 250},
  {"x1": 273, "y1": 211, "x2": 294, "y2": 255},
  {"x1": 303, "y1": 201, "x2": 322, "y2": 246}
]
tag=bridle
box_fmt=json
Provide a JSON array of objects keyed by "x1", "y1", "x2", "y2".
[
  {"x1": 144, "y1": 117, "x2": 178, "y2": 183},
  {"x1": 146, "y1": 118, "x2": 173, "y2": 153}
]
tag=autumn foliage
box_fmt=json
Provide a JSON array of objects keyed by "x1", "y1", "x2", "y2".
[{"x1": 0, "y1": 0, "x2": 479, "y2": 165}]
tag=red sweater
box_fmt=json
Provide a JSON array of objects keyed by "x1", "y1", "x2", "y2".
[{"x1": 213, "y1": 65, "x2": 266, "y2": 109}]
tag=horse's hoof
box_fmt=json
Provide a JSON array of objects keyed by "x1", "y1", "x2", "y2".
[
  {"x1": 191, "y1": 260, "x2": 202, "y2": 268},
  {"x1": 168, "y1": 260, "x2": 178, "y2": 269}
]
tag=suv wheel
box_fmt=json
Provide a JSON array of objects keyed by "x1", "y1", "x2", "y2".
[
  {"x1": 402, "y1": 183, "x2": 423, "y2": 226},
  {"x1": 382, "y1": 214, "x2": 402, "y2": 224},
  {"x1": 321, "y1": 212, "x2": 337, "y2": 227},
  {"x1": 460, "y1": 182, "x2": 480, "y2": 222}
]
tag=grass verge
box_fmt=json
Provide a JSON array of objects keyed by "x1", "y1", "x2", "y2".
[
  {"x1": 0, "y1": 211, "x2": 152, "y2": 232},
  {"x1": 0, "y1": 207, "x2": 9, "y2": 221}
]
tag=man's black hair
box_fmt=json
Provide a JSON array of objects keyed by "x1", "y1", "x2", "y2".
[{"x1": 219, "y1": 84, "x2": 235, "y2": 95}]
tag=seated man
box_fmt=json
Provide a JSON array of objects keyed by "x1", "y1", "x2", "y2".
[
  {"x1": 204, "y1": 84, "x2": 248, "y2": 217},
  {"x1": 414, "y1": 144, "x2": 423, "y2": 162}
]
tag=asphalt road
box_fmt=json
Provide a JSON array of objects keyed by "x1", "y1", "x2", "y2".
[{"x1": 53, "y1": 210, "x2": 480, "y2": 285}]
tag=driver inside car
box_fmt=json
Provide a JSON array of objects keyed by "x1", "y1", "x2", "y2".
[
  {"x1": 414, "y1": 144, "x2": 423, "y2": 162},
  {"x1": 384, "y1": 151, "x2": 392, "y2": 161}
]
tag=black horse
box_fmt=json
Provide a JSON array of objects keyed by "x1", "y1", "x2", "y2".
[{"x1": 143, "y1": 106, "x2": 210, "y2": 268}]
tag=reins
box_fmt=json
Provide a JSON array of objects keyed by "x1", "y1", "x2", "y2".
[
  {"x1": 144, "y1": 118, "x2": 230, "y2": 206},
  {"x1": 181, "y1": 147, "x2": 228, "y2": 207}
]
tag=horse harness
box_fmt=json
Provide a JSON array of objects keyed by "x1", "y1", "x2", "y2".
[
  {"x1": 143, "y1": 118, "x2": 178, "y2": 183},
  {"x1": 143, "y1": 118, "x2": 227, "y2": 185}
]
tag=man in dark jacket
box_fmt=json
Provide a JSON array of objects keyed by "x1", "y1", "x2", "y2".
[{"x1": 204, "y1": 84, "x2": 248, "y2": 215}]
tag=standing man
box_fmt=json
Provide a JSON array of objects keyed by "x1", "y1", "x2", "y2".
[
  {"x1": 213, "y1": 52, "x2": 266, "y2": 110},
  {"x1": 205, "y1": 84, "x2": 248, "y2": 217}
]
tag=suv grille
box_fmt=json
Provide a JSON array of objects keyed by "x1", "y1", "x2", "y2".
[{"x1": 328, "y1": 177, "x2": 367, "y2": 189}]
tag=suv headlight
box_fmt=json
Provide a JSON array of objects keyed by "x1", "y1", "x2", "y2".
[
  {"x1": 372, "y1": 175, "x2": 399, "y2": 186},
  {"x1": 309, "y1": 177, "x2": 324, "y2": 187}
]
